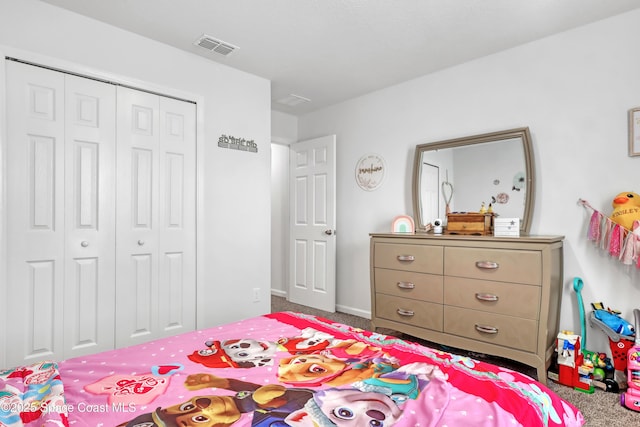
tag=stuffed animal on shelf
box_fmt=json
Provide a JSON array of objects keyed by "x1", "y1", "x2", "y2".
[{"x1": 609, "y1": 192, "x2": 640, "y2": 230}]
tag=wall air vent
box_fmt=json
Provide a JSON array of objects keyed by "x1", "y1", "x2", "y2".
[{"x1": 193, "y1": 34, "x2": 238, "y2": 56}]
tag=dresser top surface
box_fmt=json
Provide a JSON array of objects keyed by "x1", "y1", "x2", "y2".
[{"x1": 370, "y1": 232, "x2": 564, "y2": 244}]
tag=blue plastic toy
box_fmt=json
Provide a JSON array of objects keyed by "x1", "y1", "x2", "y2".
[{"x1": 594, "y1": 309, "x2": 635, "y2": 337}]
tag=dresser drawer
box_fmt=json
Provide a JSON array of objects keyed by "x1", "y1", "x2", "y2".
[
  {"x1": 444, "y1": 247, "x2": 541, "y2": 285},
  {"x1": 374, "y1": 243, "x2": 443, "y2": 274},
  {"x1": 444, "y1": 306, "x2": 538, "y2": 352},
  {"x1": 376, "y1": 294, "x2": 443, "y2": 331},
  {"x1": 443, "y1": 276, "x2": 540, "y2": 319},
  {"x1": 375, "y1": 268, "x2": 443, "y2": 303}
]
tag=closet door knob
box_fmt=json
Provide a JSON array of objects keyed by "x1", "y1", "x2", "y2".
[
  {"x1": 138, "y1": 240, "x2": 145, "y2": 246},
  {"x1": 81, "y1": 241, "x2": 89, "y2": 247}
]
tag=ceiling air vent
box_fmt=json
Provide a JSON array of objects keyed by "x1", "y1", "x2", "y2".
[
  {"x1": 276, "y1": 94, "x2": 311, "y2": 107},
  {"x1": 194, "y1": 34, "x2": 238, "y2": 56}
]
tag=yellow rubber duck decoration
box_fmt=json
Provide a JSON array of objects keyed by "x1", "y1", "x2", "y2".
[{"x1": 609, "y1": 192, "x2": 640, "y2": 230}]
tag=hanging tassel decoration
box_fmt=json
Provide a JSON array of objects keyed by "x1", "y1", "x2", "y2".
[
  {"x1": 587, "y1": 210, "x2": 601, "y2": 243},
  {"x1": 603, "y1": 219, "x2": 613, "y2": 251},
  {"x1": 579, "y1": 198, "x2": 640, "y2": 269},
  {"x1": 609, "y1": 224, "x2": 622, "y2": 257},
  {"x1": 621, "y1": 231, "x2": 637, "y2": 265}
]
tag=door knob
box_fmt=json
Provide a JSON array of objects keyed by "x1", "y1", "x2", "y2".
[
  {"x1": 324, "y1": 229, "x2": 335, "y2": 235},
  {"x1": 81, "y1": 241, "x2": 89, "y2": 247},
  {"x1": 138, "y1": 240, "x2": 145, "y2": 246}
]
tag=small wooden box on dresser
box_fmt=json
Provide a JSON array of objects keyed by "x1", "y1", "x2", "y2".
[{"x1": 370, "y1": 233, "x2": 564, "y2": 384}]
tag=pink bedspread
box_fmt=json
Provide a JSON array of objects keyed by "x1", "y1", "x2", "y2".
[{"x1": 2, "y1": 312, "x2": 584, "y2": 426}]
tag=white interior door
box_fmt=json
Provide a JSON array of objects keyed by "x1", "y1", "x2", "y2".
[
  {"x1": 115, "y1": 86, "x2": 161, "y2": 346},
  {"x1": 6, "y1": 61, "x2": 66, "y2": 364},
  {"x1": 63, "y1": 74, "x2": 116, "y2": 358},
  {"x1": 5, "y1": 62, "x2": 117, "y2": 365},
  {"x1": 288, "y1": 135, "x2": 336, "y2": 312},
  {"x1": 4, "y1": 60, "x2": 197, "y2": 364},
  {"x1": 157, "y1": 96, "x2": 197, "y2": 337},
  {"x1": 115, "y1": 87, "x2": 196, "y2": 347}
]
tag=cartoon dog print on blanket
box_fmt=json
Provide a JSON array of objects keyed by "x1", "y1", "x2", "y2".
[
  {"x1": 116, "y1": 373, "x2": 314, "y2": 427},
  {"x1": 117, "y1": 364, "x2": 436, "y2": 427},
  {"x1": 284, "y1": 388, "x2": 403, "y2": 426},
  {"x1": 187, "y1": 328, "x2": 335, "y2": 369},
  {"x1": 187, "y1": 338, "x2": 279, "y2": 368},
  {"x1": 278, "y1": 353, "x2": 399, "y2": 387},
  {"x1": 278, "y1": 327, "x2": 334, "y2": 354}
]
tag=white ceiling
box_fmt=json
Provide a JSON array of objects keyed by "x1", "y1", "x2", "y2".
[{"x1": 40, "y1": 0, "x2": 640, "y2": 116}]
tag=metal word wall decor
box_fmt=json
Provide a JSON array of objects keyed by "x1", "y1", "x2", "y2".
[{"x1": 218, "y1": 134, "x2": 258, "y2": 153}]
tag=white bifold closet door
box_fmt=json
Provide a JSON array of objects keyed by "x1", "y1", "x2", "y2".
[
  {"x1": 115, "y1": 86, "x2": 196, "y2": 347},
  {"x1": 6, "y1": 61, "x2": 116, "y2": 364},
  {"x1": 4, "y1": 61, "x2": 196, "y2": 366}
]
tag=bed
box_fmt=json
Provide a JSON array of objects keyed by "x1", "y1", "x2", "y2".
[{"x1": 1, "y1": 311, "x2": 584, "y2": 426}]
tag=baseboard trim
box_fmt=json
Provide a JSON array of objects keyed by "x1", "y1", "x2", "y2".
[
  {"x1": 270, "y1": 289, "x2": 371, "y2": 320},
  {"x1": 271, "y1": 289, "x2": 287, "y2": 298},
  {"x1": 336, "y1": 304, "x2": 371, "y2": 320}
]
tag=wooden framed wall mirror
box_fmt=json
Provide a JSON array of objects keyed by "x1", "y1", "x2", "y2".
[{"x1": 412, "y1": 127, "x2": 535, "y2": 234}]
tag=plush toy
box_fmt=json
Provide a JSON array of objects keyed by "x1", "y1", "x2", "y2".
[
  {"x1": 594, "y1": 309, "x2": 635, "y2": 337},
  {"x1": 609, "y1": 192, "x2": 640, "y2": 230}
]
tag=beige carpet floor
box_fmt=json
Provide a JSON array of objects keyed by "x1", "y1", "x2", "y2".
[{"x1": 272, "y1": 296, "x2": 638, "y2": 426}]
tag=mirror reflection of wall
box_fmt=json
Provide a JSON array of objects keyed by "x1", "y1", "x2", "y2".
[
  {"x1": 452, "y1": 138, "x2": 525, "y2": 218},
  {"x1": 418, "y1": 134, "x2": 529, "y2": 229},
  {"x1": 420, "y1": 163, "x2": 440, "y2": 225},
  {"x1": 420, "y1": 149, "x2": 453, "y2": 223}
]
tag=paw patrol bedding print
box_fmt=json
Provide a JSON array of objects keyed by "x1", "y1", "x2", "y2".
[{"x1": 2, "y1": 312, "x2": 584, "y2": 426}]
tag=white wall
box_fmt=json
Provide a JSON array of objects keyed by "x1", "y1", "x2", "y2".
[
  {"x1": 272, "y1": 110, "x2": 299, "y2": 144},
  {"x1": 298, "y1": 9, "x2": 640, "y2": 353},
  {"x1": 270, "y1": 143, "x2": 289, "y2": 297},
  {"x1": 270, "y1": 111, "x2": 298, "y2": 297},
  {"x1": 0, "y1": 0, "x2": 272, "y2": 328}
]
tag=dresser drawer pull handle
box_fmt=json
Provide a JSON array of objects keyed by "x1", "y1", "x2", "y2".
[
  {"x1": 475, "y1": 261, "x2": 499, "y2": 270},
  {"x1": 475, "y1": 324, "x2": 499, "y2": 334},
  {"x1": 397, "y1": 281, "x2": 415, "y2": 289},
  {"x1": 397, "y1": 255, "x2": 415, "y2": 262},
  {"x1": 475, "y1": 293, "x2": 499, "y2": 302},
  {"x1": 397, "y1": 308, "x2": 415, "y2": 317}
]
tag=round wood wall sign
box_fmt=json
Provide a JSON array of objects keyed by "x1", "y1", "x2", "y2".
[{"x1": 355, "y1": 153, "x2": 385, "y2": 191}]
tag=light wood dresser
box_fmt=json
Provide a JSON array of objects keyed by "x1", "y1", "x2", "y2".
[{"x1": 370, "y1": 233, "x2": 564, "y2": 384}]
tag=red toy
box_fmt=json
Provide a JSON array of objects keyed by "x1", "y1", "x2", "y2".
[
  {"x1": 589, "y1": 302, "x2": 635, "y2": 387},
  {"x1": 621, "y1": 309, "x2": 640, "y2": 411}
]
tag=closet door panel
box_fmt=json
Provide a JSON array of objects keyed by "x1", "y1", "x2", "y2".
[
  {"x1": 158, "y1": 97, "x2": 196, "y2": 336},
  {"x1": 116, "y1": 87, "x2": 160, "y2": 347},
  {"x1": 64, "y1": 75, "x2": 116, "y2": 358},
  {"x1": 131, "y1": 253, "x2": 154, "y2": 337},
  {"x1": 6, "y1": 62, "x2": 66, "y2": 365}
]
